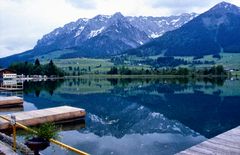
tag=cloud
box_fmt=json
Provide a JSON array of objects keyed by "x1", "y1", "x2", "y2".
[
  {"x1": 146, "y1": 0, "x2": 240, "y2": 14},
  {"x1": 146, "y1": 0, "x2": 223, "y2": 14},
  {"x1": 0, "y1": 0, "x2": 240, "y2": 58},
  {"x1": 0, "y1": 0, "x2": 93, "y2": 58},
  {"x1": 148, "y1": 0, "x2": 215, "y2": 8},
  {"x1": 66, "y1": 0, "x2": 96, "y2": 9}
]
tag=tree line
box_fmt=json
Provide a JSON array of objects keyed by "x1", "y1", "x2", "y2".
[
  {"x1": 9, "y1": 59, "x2": 65, "y2": 77},
  {"x1": 107, "y1": 65, "x2": 227, "y2": 76},
  {"x1": 111, "y1": 56, "x2": 215, "y2": 67}
]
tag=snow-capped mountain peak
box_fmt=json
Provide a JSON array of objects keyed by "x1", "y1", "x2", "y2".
[
  {"x1": 127, "y1": 13, "x2": 198, "y2": 38},
  {"x1": 209, "y1": 1, "x2": 240, "y2": 14},
  {"x1": 33, "y1": 12, "x2": 197, "y2": 57},
  {"x1": 88, "y1": 27, "x2": 105, "y2": 38}
]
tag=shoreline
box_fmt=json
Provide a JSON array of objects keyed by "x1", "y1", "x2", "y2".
[
  {"x1": 64, "y1": 74, "x2": 229, "y2": 79},
  {"x1": 14, "y1": 74, "x2": 231, "y2": 81}
]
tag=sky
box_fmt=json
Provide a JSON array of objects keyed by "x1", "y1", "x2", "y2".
[{"x1": 0, "y1": 0, "x2": 240, "y2": 58}]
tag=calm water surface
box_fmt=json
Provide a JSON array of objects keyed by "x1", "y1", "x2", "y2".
[{"x1": 1, "y1": 77, "x2": 240, "y2": 155}]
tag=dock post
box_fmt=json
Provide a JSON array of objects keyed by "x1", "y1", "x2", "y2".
[{"x1": 10, "y1": 114, "x2": 17, "y2": 152}]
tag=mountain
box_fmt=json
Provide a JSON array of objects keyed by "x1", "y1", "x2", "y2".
[
  {"x1": 31, "y1": 12, "x2": 197, "y2": 59},
  {"x1": 127, "y1": 13, "x2": 197, "y2": 38},
  {"x1": 60, "y1": 12, "x2": 150, "y2": 58},
  {"x1": 33, "y1": 12, "x2": 148, "y2": 57},
  {"x1": 0, "y1": 12, "x2": 196, "y2": 66},
  {"x1": 129, "y1": 2, "x2": 240, "y2": 56}
]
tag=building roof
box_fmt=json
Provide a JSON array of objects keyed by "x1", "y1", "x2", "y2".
[{"x1": 0, "y1": 68, "x2": 16, "y2": 73}]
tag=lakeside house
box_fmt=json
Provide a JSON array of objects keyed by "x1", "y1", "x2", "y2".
[
  {"x1": 0, "y1": 68, "x2": 17, "y2": 80},
  {"x1": 0, "y1": 69, "x2": 23, "y2": 90}
]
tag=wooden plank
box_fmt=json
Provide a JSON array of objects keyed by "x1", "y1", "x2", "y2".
[
  {"x1": 216, "y1": 134, "x2": 240, "y2": 145},
  {"x1": 209, "y1": 137, "x2": 240, "y2": 149},
  {"x1": 0, "y1": 106, "x2": 86, "y2": 130},
  {"x1": 218, "y1": 128, "x2": 240, "y2": 136},
  {"x1": 186, "y1": 146, "x2": 213, "y2": 154},
  {"x1": 0, "y1": 96, "x2": 23, "y2": 107},
  {"x1": 176, "y1": 126, "x2": 240, "y2": 155},
  {"x1": 0, "y1": 106, "x2": 23, "y2": 113},
  {"x1": 197, "y1": 140, "x2": 240, "y2": 154}
]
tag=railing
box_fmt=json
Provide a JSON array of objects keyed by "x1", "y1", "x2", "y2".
[
  {"x1": 0, "y1": 115, "x2": 89, "y2": 155},
  {"x1": 0, "y1": 83, "x2": 23, "y2": 90}
]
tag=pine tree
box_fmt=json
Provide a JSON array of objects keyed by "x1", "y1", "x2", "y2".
[{"x1": 35, "y1": 59, "x2": 40, "y2": 66}]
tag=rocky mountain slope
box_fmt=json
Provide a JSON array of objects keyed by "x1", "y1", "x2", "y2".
[{"x1": 129, "y1": 2, "x2": 240, "y2": 56}]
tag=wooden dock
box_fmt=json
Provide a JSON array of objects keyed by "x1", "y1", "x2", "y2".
[
  {"x1": 0, "y1": 96, "x2": 23, "y2": 107},
  {"x1": 0, "y1": 106, "x2": 86, "y2": 130},
  {"x1": 0, "y1": 106, "x2": 23, "y2": 113},
  {"x1": 177, "y1": 126, "x2": 240, "y2": 155}
]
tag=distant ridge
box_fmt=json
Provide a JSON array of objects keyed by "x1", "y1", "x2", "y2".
[{"x1": 128, "y1": 1, "x2": 240, "y2": 56}]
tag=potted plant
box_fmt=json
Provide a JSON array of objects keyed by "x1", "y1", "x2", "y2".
[{"x1": 25, "y1": 122, "x2": 59, "y2": 155}]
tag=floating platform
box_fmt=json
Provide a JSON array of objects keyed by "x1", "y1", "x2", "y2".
[
  {"x1": 177, "y1": 126, "x2": 240, "y2": 155},
  {"x1": 0, "y1": 106, "x2": 86, "y2": 130},
  {"x1": 0, "y1": 96, "x2": 23, "y2": 107}
]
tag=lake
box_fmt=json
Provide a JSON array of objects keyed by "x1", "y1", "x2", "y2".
[{"x1": 1, "y1": 77, "x2": 240, "y2": 155}]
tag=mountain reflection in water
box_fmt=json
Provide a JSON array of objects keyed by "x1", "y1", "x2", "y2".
[{"x1": 2, "y1": 77, "x2": 239, "y2": 155}]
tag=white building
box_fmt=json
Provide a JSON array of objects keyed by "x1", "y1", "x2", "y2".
[{"x1": 0, "y1": 69, "x2": 17, "y2": 80}]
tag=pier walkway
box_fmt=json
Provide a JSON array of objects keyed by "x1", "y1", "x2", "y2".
[
  {"x1": 0, "y1": 106, "x2": 86, "y2": 130},
  {"x1": 0, "y1": 96, "x2": 23, "y2": 107},
  {"x1": 177, "y1": 126, "x2": 240, "y2": 155}
]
